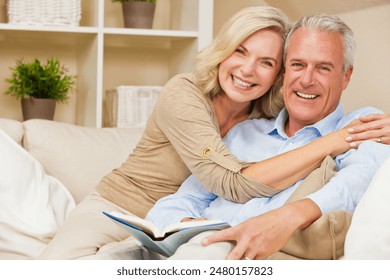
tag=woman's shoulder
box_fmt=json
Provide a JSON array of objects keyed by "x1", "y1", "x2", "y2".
[
  {"x1": 160, "y1": 73, "x2": 211, "y2": 104},
  {"x1": 166, "y1": 72, "x2": 195, "y2": 84},
  {"x1": 164, "y1": 73, "x2": 198, "y2": 92}
]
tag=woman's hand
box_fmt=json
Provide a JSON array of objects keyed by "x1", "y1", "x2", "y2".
[
  {"x1": 346, "y1": 114, "x2": 390, "y2": 146},
  {"x1": 327, "y1": 127, "x2": 355, "y2": 158},
  {"x1": 323, "y1": 119, "x2": 362, "y2": 157}
]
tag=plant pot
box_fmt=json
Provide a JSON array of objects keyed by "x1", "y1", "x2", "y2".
[
  {"x1": 21, "y1": 98, "x2": 56, "y2": 121},
  {"x1": 122, "y1": 2, "x2": 156, "y2": 29}
]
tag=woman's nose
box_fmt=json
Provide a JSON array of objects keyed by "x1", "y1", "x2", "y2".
[{"x1": 240, "y1": 59, "x2": 256, "y2": 76}]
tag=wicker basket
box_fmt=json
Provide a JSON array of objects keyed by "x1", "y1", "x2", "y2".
[
  {"x1": 105, "y1": 86, "x2": 162, "y2": 128},
  {"x1": 7, "y1": 0, "x2": 81, "y2": 26}
]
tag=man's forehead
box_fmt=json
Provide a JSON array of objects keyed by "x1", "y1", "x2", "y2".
[{"x1": 287, "y1": 28, "x2": 344, "y2": 62}]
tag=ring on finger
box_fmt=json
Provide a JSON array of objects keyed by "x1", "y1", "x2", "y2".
[{"x1": 377, "y1": 137, "x2": 382, "y2": 144}]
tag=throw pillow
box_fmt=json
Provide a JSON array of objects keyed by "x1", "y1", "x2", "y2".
[
  {"x1": 344, "y1": 157, "x2": 390, "y2": 259},
  {"x1": 268, "y1": 156, "x2": 352, "y2": 260},
  {"x1": 0, "y1": 129, "x2": 75, "y2": 259}
]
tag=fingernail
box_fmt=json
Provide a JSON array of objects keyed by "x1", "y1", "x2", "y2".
[
  {"x1": 350, "y1": 142, "x2": 357, "y2": 148},
  {"x1": 345, "y1": 136, "x2": 352, "y2": 141},
  {"x1": 202, "y1": 238, "x2": 208, "y2": 245},
  {"x1": 347, "y1": 128, "x2": 354, "y2": 133}
]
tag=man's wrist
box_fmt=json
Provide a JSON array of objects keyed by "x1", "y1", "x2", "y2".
[{"x1": 285, "y1": 199, "x2": 322, "y2": 229}]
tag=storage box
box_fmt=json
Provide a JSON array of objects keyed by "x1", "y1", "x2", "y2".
[
  {"x1": 7, "y1": 0, "x2": 81, "y2": 26},
  {"x1": 105, "y1": 86, "x2": 162, "y2": 128}
]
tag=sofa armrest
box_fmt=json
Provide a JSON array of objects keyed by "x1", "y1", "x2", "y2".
[{"x1": 22, "y1": 119, "x2": 144, "y2": 203}]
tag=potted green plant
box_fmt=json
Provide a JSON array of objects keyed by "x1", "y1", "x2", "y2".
[
  {"x1": 112, "y1": 0, "x2": 157, "y2": 29},
  {"x1": 4, "y1": 57, "x2": 76, "y2": 121}
]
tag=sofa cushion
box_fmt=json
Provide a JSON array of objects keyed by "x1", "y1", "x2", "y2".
[
  {"x1": 344, "y1": 157, "x2": 390, "y2": 259},
  {"x1": 0, "y1": 118, "x2": 24, "y2": 145},
  {"x1": 0, "y1": 129, "x2": 75, "y2": 259},
  {"x1": 22, "y1": 120, "x2": 144, "y2": 203}
]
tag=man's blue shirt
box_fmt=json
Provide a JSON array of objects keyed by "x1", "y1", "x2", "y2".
[{"x1": 147, "y1": 104, "x2": 390, "y2": 230}]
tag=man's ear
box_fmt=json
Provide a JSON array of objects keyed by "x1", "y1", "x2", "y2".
[{"x1": 342, "y1": 66, "x2": 353, "y2": 90}]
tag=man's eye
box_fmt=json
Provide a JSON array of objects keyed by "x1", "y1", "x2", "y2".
[
  {"x1": 289, "y1": 63, "x2": 303, "y2": 70},
  {"x1": 318, "y1": 65, "x2": 331, "y2": 74}
]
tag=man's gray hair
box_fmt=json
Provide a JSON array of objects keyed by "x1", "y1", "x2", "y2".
[{"x1": 284, "y1": 13, "x2": 356, "y2": 72}]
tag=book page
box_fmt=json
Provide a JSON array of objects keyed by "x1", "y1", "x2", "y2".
[
  {"x1": 104, "y1": 211, "x2": 162, "y2": 237},
  {"x1": 162, "y1": 219, "x2": 226, "y2": 236}
]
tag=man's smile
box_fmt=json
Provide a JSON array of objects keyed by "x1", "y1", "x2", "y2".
[{"x1": 295, "y1": 91, "x2": 318, "y2": 99}]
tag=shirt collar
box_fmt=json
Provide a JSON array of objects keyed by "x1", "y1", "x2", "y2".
[{"x1": 268, "y1": 103, "x2": 345, "y2": 138}]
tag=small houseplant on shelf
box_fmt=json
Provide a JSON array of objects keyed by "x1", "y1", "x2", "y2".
[
  {"x1": 112, "y1": 0, "x2": 157, "y2": 29},
  {"x1": 4, "y1": 57, "x2": 76, "y2": 121}
]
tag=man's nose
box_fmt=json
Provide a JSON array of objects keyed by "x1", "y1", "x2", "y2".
[{"x1": 300, "y1": 67, "x2": 315, "y2": 87}]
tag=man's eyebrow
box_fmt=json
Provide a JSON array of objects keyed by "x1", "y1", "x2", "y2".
[
  {"x1": 287, "y1": 58, "x2": 304, "y2": 63},
  {"x1": 288, "y1": 58, "x2": 335, "y2": 67}
]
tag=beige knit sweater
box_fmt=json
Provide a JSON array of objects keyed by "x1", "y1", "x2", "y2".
[{"x1": 97, "y1": 73, "x2": 276, "y2": 218}]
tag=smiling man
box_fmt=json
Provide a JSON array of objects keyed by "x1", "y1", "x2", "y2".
[
  {"x1": 144, "y1": 13, "x2": 390, "y2": 260},
  {"x1": 198, "y1": 13, "x2": 389, "y2": 260},
  {"x1": 282, "y1": 21, "x2": 353, "y2": 135}
]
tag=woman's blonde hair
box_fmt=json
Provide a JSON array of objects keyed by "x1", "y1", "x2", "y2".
[{"x1": 194, "y1": 6, "x2": 290, "y2": 118}]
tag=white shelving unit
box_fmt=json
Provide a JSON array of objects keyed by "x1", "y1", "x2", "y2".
[{"x1": 0, "y1": 0, "x2": 213, "y2": 127}]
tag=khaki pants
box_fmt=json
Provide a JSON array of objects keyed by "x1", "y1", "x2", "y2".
[
  {"x1": 169, "y1": 231, "x2": 234, "y2": 260},
  {"x1": 82, "y1": 230, "x2": 232, "y2": 260},
  {"x1": 37, "y1": 192, "x2": 132, "y2": 259}
]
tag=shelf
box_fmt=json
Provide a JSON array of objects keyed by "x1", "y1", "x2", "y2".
[
  {"x1": 0, "y1": 23, "x2": 198, "y2": 50},
  {"x1": 103, "y1": 27, "x2": 198, "y2": 37},
  {"x1": 0, "y1": 0, "x2": 213, "y2": 127},
  {"x1": 103, "y1": 28, "x2": 198, "y2": 49},
  {"x1": 0, "y1": 23, "x2": 199, "y2": 37},
  {"x1": 0, "y1": 24, "x2": 97, "y2": 50},
  {"x1": 0, "y1": 23, "x2": 98, "y2": 33}
]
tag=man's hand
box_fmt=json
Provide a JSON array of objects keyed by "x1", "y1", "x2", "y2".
[
  {"x1": 181, "y1": 217, "x2": 207, "y2": 222},
  {"x1": 201, "y1": 199, "x2": 321, "y2": 260}
]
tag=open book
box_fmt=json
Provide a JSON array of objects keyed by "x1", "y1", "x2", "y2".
[{"x1": 103, "y1": 211, "x2": 230, "y2": 257}]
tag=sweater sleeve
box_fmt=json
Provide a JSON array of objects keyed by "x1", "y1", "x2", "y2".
[{"x1": 154, "y1": 74, "x2": 278, "y2": 203}]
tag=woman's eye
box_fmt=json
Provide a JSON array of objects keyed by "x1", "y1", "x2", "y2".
[
  {"x1": 235, "y1": 48, "x2": 245, "y2": 55},
  {"x1": 263, "y1": 61, "x2": 274, "y2": 67}
]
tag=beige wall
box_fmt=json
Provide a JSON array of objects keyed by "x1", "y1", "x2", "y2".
[{"x1": 214, "y1": 0, "x2": 390, "y2": 113}]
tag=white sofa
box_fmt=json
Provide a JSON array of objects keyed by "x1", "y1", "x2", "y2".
[
  {"x1": 1, "y1": 118, "x2": 389, "y2": 260},
  {"x1": 0, "y1": 118, "x2": 143, "y2": 259}
]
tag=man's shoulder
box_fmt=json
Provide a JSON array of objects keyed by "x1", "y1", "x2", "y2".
[
  {"x1": 337, "y1": 106, "x2": 383, "y2": 129},
  {"x1": 231, "y1": 118, "x2": 275, "y2": 134},
  {"x1": 224, "y1": 118, "x2": 275, "y2": 145}
]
